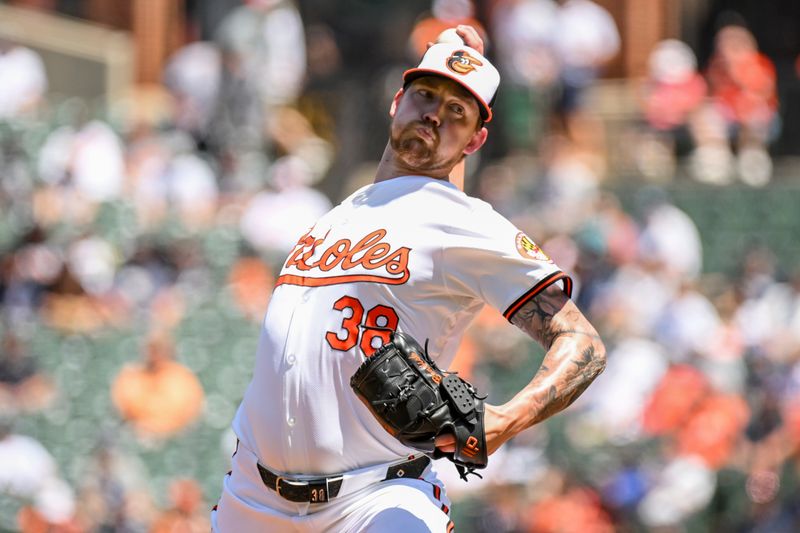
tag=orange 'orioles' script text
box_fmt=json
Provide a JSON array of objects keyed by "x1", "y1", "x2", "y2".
[{"x1": 277, "y1": 229, "x2": 412, "y2": 287}]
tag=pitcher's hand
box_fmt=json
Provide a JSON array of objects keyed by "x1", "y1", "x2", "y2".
[
  {"x1": 426, "y1": 24, "x2": 485, "y2": 55},
  {"x1": 454, "y1": 25, "x2": 485, "y2": 55},
  {"x1": 434, "y1": 403, "x2": 511, "y2": 455}
]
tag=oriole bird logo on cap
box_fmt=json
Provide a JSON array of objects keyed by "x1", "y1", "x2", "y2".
[{"x1": 446, "y1": 50, "x2": 483, "y2": 75}]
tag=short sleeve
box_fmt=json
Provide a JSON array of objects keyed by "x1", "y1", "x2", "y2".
[{"x1": 440, "y1": 207, "x2": 572, "y2": 322}]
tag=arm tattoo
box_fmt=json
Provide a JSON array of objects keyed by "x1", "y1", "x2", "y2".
[
  {"x1": 549, "y1": 329, "x2": 604, "y2": 344},
  {"x1": 509, "y1": 285, "x2": 607, "y2": 426},
  {"x1": 531, "y1": 345, "x2": 603, "y2": 421},
  {"x1": 509, "y1": 290, "x2": 561, "y2": 347}
]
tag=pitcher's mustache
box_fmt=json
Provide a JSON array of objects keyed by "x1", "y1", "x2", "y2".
[{"x1": 411, "y1": 122, "x2": 438, "y2": 141}]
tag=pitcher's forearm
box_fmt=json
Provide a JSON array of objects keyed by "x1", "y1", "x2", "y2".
[
  {"x1": 503, "y1": 284, "x2": 607, "y2": 438},
  {"x1": 502, "y1": 335, "x2": 606, "y2": 436}
]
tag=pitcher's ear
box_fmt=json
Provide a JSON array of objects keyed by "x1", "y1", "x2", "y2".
[
  {"x1": 389, "y1": 88, "x2": 404, "y2": 118},
  {"x1": 463, "y1": 127, "x2": 488, "y2": 155}
]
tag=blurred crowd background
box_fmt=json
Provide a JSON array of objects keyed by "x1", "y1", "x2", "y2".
[{"x1": 1, "y1": 0, "x2": 800, "y2": 531}]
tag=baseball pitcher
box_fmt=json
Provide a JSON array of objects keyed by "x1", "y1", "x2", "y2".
[{"x1": 212, "y1": 25, "x2": 606, "y2": 532}]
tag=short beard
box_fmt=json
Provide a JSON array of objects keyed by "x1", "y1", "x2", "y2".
[
  {"x1": 390, "y1": 123, "x2": 463, "y2": 174},
  {"x1": 390, "y1": 124, "x2": 437, "y2": 168}
]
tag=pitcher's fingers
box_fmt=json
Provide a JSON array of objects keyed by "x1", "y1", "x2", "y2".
[
  {"x1": 434, "y1": 433, "x2": 456, "y2": 452},
  {"x1": 455, "y1": 25, "x2": 484, "y2": 54}
]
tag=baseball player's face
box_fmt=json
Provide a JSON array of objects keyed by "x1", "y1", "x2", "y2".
[{"x1": 389, "y1": 76, "x2": 487, "y2": 175}]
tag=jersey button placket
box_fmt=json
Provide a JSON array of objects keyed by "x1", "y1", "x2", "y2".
[{"x1": 281, "y1": 290, "x2": 305, "y2": 458}]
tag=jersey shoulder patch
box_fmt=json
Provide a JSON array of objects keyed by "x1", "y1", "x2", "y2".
[{"x1": 515, "y1": 232, "x2": 552, "y2": 262}]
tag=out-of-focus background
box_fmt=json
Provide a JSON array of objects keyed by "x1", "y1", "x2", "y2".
[{"x1": 1, "y1": 0, "x2": 799, "y2": 531}]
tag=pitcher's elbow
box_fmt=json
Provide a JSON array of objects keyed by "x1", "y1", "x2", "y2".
[{"x1": 593, "y1": 340, "x2": 608, "y2": 376}]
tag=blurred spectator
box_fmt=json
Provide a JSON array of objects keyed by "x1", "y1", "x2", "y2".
[
  {"x1": 492, "y1": 0, "x2": 560, "y2": 149},
  {"x1": 705, "y1": 23, "x2": 779, "y2": 186},
  {"x1": 642, "y1": 40, "x2": 707, "y2": 135},
  {"x1": 0, "y1": 39, "x2": 47, "y2": 119},
  {"x1": 111, "y1": 331, "x2": 204, "y2": 438},
  {"x1": 114, "y1": 241, "x2": 182, "y2": 325},
  {"x1": 470, "y1": 483, "x2": 528, "y2": 533},
  {"x1": 0, "y1": 226, "x2": 62, "y2": 322},
  {"x1": 28, "y1": 233, "x2": 128, "y2": 335},
  {"x1": 534, "y1": 134, "x2": 603, "y2": 234},
  {"x1": 304, "y1": 24, "x2": 342, "y2": 88},
  {"x1": 733, "y1": 245, "x2": 789, "y2": 356},
  {"x1": 149, "y1": 285, "x2": 187, "y2": 332},
  {"x1": 551, "y1": 0, "x2": 620, "y2": 130},
  {"x1": 125, "y1": 121, "x2": 177, "y2": 230},
  {"x1": 637, "y1": 190, "x2": 703, "y2": 282},
  {"x1": 35, "y1": 108, "x2": 126, "y2": 228},
  {"x1": 591, "y1": 258, "x2": 674, "y2": 339},
  {"x1": 162, "y1": 149, "x2": 219, "y2": 231},
  {"x1": 115, "y1": 85, "x2": 220, "y2": 232},
  {"x1": 677, "y1": 392, "x2": 749, "y2": 469},
  {"x1": 66, "y1": 236, "x2": 119, "y2": 297},
  {"x1": 636, "y1": 39, "x2": 707, "y2": 181},
  {"x1": 700, "y1": 286, "x2": 748, "y2": 393},
  {"x1": 642, "y1": 364, "x2": 710, "y2": 436},
  {"x1": 637, "y1": 454, "x2": 716, "y2": 528},
  {"x1": 408, "y1": 0, "x2": 487, "y2": 58},
  {"x1": 41, "y1": 118, "x2": 125, "y2": 203},
  {"x1": 163, "y1": 42, "x2": 222, "y2": 142},
  {"x1": 133, "y1": 133, "x2": 219, "y2": 232},
  {"x1": 0, "y1": 332, "x2": 55, "y2": 413},
  {"x1": 787, "y1": 271, "x2": 800, "y2": 354},
  {"x1": 586, "y1": 193, "x2": 639, "y2": 268},
  {"x1": 784, "y1": 387, "x2": 800, "y2": 452},
  {"x1": 239, "y1": 155, "x2": 332, "y2": 255},
  {"x1": 465, "y1": 305, "x2": 531, "y2": 398},
  {"x1": 150, "y1": 478, "x2": 210, "y2": 533},
  {"x1": 211, "y1": 0, "x2": 306, "y2": 156},
  {"x1": 227, "y1": 255, "x2": 275, "y2": 322},
  {"x1": 0, "y1": 421, "x2": 77, "y2": 530},
  {"x1": 493, "y1": 0, "x2": 619, "y2": 150},
  {"x1": 687, "y1": 100, "x2": 736, "y2": 185},
  {"x1": 40, "y1": 262, "x2": 125, "y2": 334},
  {"x1": 600, "y1": 457, "x2": 648, "y2": 519},
  {"x1": 76, "y1": 438, "x2": 155, "y2": 532},
  {"x1": 267, "y1": 106, "x2": 334, "y2": 183},
  {"x1": 476, "y1": 160, "x2": 529, "y2": 219},
  {"x1": 525, "y1": 472, "x2": 614, "y2": 533},
  {"x1": 300, "y1": 23, "x2": 344, "y2": 144},
  {"x1": 578, "y1": 337, "x2": 668, "y2": 442},
  {"x1": 653, "y1": 281, "x2": 721, "y2": 362}
]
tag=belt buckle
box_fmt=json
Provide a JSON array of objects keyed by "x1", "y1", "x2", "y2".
[
  {"x1": 276, "y1": 476, "x2": 331, "y2": 503},
  {"x1": 275, "y1": 476, "x2": 308, "y2": 502}
]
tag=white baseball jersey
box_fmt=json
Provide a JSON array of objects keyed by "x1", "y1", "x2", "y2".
[{"x1": 231, "y1": 175, "x2": 571, "y2": 476}]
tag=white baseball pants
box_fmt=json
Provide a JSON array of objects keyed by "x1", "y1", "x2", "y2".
[{"x1": 212, "y1": 442, "x2": 454, "y2": 532}]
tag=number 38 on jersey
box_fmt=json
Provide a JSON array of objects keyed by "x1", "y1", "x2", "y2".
[{"x1": 325, "y1": 295, "x2": 398, "y2": 357}]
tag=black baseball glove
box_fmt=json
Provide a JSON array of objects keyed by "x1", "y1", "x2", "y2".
[{"x1": 350, "y1": 332, "x2": 488, "y2": 480}]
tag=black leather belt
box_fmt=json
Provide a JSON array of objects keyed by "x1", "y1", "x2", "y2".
[{"x1": 257, "y1": 455, "x2": 432, "y2": 503}]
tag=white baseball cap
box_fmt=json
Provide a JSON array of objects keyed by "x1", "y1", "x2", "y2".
[{"x1": 403, "y1": 42, "x2": 500, "y2": 122}]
